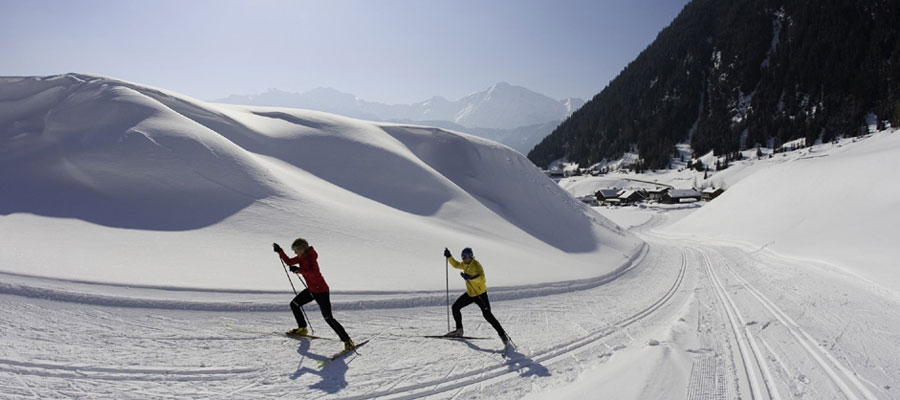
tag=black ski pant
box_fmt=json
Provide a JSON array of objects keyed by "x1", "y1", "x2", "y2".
[
  {"x1": 452, "y1": 292, "x2": 506, "y2": 339},
  {"x1": 290, "y1": 289, "x2": 351, "y2": 342}
]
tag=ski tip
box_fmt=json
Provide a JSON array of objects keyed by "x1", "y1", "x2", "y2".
[{"x1": 317, "y1": 339, "x2": 371, "y2": 367}]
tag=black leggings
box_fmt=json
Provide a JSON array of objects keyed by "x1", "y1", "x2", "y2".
[
  {"x1": 452, "y1": 292, "x2": 506, "y2": 339},
  {"x1": 290, "y1": 289, "x2": 350, "y2": 342}
]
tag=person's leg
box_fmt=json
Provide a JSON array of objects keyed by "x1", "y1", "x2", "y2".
[
  {"x1": 290, "y1": 289, "x2": 314, "y2": 327},
  {"x1": 313, "y1": 292, "x2": 351, "y2": 342},
  {"x1": 473, "y1": 292, "x2": 507, "y2": 339},
  {"x1": 451, "y1": 293, "x2": 475, "y2": 330}
]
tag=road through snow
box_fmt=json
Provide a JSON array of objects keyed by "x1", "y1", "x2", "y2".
[{"x1": 2, "y1": 209, "x2": 898, "y2": 399}]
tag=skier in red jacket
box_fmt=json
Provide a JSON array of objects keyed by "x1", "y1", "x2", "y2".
[{"x1": 274, "y1": 238, "x2": 355, "y2": 351}]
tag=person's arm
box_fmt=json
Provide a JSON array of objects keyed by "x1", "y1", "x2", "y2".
[
  {"x1": 448, "y1": 257, "x2": 465, "y2": 270},
  {"x1": 460, "y1": 272, "x2": 480, "y2": 280},
  {"x1": 273, "y1": 243, "x2": 303, "y2": 271},
  {"x1": 445, "y1": 248, "x2": 464, "y2": 270},
  {"x1": 462, "y1": 262, "x2": 483, "y2": 280},
  {"x1": 277, "y1": 249, "x2": 301, "y2": 265}
]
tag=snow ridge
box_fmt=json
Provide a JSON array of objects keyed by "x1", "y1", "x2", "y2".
[{"x1": 0, "y1": 73, "x2": 640, "y2": 292}]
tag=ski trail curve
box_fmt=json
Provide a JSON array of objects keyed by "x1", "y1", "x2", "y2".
[{"x1": 337, "y1": 245, "x2": 688, "y2": 400}]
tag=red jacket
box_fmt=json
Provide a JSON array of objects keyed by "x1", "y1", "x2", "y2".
[{"x1": 278, "y1": 247, "x2": 329, "y2": 293}]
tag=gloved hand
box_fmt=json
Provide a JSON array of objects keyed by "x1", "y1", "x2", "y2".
[
  {"x1": 460, "y1": 272, "x2": 473, "y2": 280},
  {"x1": 444, "y1": 248, "x2": 452, "y2": 258},
  {"x1": 289, "y1": 265, "x2": 299, "y2": 273},
  {"x1": 273, "y1": 243, "x2": 282, "y2": 253}
]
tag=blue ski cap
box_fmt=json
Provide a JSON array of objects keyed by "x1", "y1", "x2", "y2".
[{"x1": 461, "y1": 248, "x2": 474, "y2": 259}]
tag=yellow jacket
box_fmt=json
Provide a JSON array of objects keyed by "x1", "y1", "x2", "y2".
[{"x1": 448, "y1": 257, "x2": 487, "y2": 296}]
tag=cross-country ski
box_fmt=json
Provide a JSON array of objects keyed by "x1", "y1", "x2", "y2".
[
  {"x1": 225, "y1": 324, "x2": 332, "y2": 340},
  {"x1": 423, "y1": 335, "x2": 493, "y2": 340},
  {"x1": 285, "y1": 333, "x2": 332, "y2": 341},
  {"x1": 317, "y1": 340, "x2": 371, "y2": 368}
]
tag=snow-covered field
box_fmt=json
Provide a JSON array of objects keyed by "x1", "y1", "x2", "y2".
[
  {"x1": 3, "y1": 208, "x2": 898, "y2": 399},
  {"x1": 561, "y1": 130, "x2": 900, "y2": 299},
  {"x1": 2, "y1": 74, "x2": 899, "y2": 399}
]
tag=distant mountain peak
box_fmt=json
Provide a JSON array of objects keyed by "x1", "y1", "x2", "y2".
[
  {"x1": 216, "y1": 83, "x2": 583, "y2": 131},
  {"x1": 422, "y1": 96, "x2": 449, "y2": 104},
  {"x1": 212, "y1": 82, "x2": 585, "y2": 154}
]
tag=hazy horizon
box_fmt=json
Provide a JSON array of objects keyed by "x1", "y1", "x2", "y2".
[{"x1": 1, "y1": 0, "x2": 690, "y2": 104}]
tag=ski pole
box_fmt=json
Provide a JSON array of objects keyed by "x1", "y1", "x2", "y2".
[
  {"x1": 280, "y1": 257, "x2": 314, "y2": 335},
  {"x1": 293, "y1": 271, "x2": 316, "y2": 335},
  {"x1": 280, "y1": 257, "x2": 298, "y2": 295},
  {"x1": 446, "y1": 257, "x2": 450, "y2": 332}
]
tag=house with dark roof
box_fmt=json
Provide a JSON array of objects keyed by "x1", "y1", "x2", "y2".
[
  {"x1": 646, "y1": 187, "x2": 669, "y2": 202},
  {"x1": 618, "y1": 189, "x2": 646, "y2": 205},
  {"x1": 662, "y1": 189, "x2": 702, "y2": 204},
  {"x1": 578, "y1": 195, "x2": 599, "y2": 206},
  {"x1": 595, "y1": 188, "x2": 622, "y2": 204},
  {"x1": 702, "y1": 187, "x2": 725, "y2": 201}
]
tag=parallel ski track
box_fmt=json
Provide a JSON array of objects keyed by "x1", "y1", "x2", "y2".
[
  {"x1": 696, "y1": 246, "x2": 779, "y2": 400},
  {"x1": 342, "y1": 246, "x2": 688, "y2": 400},
  {"x1": 0, "y1": 358, "x2": 256, "y2": 382},
  {"x1": 704, "y1": 247, "x2": 879, "y2": 400}
]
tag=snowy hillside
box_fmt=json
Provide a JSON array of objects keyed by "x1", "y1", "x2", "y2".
[
  {"x1": 558, "y1": 129, "x2": 900, "y2": 296},
  {"x1": 663, "y1": 130, "x2": 900, "y2": 295},
  {"x1": 0, "y1": 73, "x2": 640, "y2": 292}
]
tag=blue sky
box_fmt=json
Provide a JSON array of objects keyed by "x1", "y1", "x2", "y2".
[{"x1": 0, "y1": 0, "x2": 689, "y2": 104}]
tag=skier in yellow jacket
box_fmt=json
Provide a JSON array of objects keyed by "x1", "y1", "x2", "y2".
[{"x1": 444, "y1": 247, "x2": 509, "y2": 345}]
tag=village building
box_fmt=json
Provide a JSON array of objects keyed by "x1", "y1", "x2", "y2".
[
  {"x1": 618, "y1": 189, "x2": 646, "y2": 205},
  {"x1": 702, "y1": 187, "x2": 725, "y2": 201},
  {"x1": 646, "y1": 187, "x2": 669, "y2": 202},
  {"x1": 578, "y1": 195, "x2": 599, "y2": 206},
  {"x1": 662, "y1": 189, "x2": 702, "y2": 204},
  {"x1": 545, "y1": 170, "x2": 565, "y2": 179},
  {"x1": 595, "y1": 188, "x2": 623, "y2": 204}
]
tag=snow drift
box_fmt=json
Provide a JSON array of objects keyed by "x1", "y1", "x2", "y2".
[
  {"x1": 0, "y1": 74, "x2": 641, "y2": 292},
  {"x1": 663, "y1": 130, "x2": 900, "y2": 295}
]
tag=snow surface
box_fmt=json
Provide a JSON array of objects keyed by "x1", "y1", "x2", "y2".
[
  {"x1": 0, "y1": 74, "x2": 640, "y2": 292},
  {"x1": 662, "y1": 131, "x2": 900, "y2": 296},
  {"x1": 2, "y1": 74, "x2": 899, "y2": 399},
  {"x1": 560, "y1": 130, "x2": 900, "y2": 297}
]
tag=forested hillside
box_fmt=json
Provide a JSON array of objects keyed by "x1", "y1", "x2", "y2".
[{"x1": 529, "y1": 0, "x2": 900, "y2": 170}]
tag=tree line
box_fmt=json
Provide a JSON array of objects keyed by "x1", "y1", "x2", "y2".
[{"x1": 528, "y1": 0, "x2": 900, "y2": 170}]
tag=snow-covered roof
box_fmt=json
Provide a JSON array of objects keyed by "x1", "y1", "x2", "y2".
[
  {"x1": 667, "y1": 189, "x2": 702, "y2": 198},
  {"x1": 597, "y1": 189, "x2": 621, "y2": 198},
  {"x1": 619, "y1": 190, "x2": 640, "y2": 199}
]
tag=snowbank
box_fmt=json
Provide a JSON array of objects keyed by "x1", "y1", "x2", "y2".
[
  {"x1": 663, "y1": 130, "x2": 900, "y2": 294},
  {"x1": 0, "y1": 74, "x2": 641, "y2": 292}
]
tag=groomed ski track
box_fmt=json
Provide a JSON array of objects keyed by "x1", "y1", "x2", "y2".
[{"x1": 2, "y1": 211, "x2": 899, "y2": 399}]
